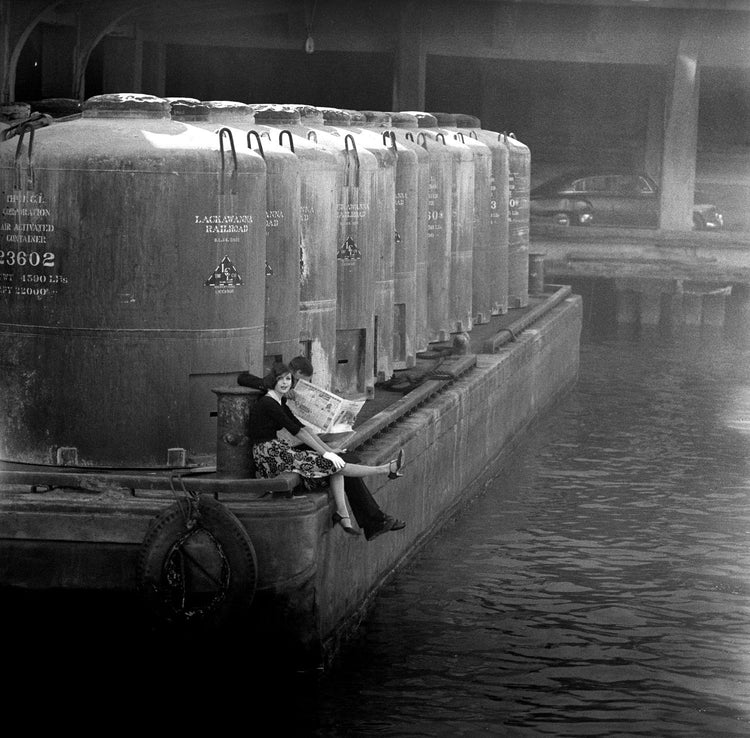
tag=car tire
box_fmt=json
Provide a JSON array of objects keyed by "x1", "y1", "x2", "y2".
[{"x1": 553, "y1": 212, "x2": 571, "y2": 226}]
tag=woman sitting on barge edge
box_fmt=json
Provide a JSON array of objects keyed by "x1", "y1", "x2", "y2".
[{"x1": 248, "y1": 362, "x2": 406, "y2": 536}]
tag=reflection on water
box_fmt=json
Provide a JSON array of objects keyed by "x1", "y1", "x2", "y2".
[{"x1": 312, "y1": 325, "x2": 750, "y2": 736}]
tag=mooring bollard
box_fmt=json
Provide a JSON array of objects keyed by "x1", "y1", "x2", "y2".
[
  {"x1": 528, "y1": 252, "x2": 546, "y2": 295},
  {"x1": 211, "y1": 386, "x2": 261, "y2": 477}
]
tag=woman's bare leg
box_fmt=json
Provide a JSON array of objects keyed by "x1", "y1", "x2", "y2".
[
  {"x1": 329, "y1": 472, "x2": 351, "y2": 516},
  {"x1": 341, "y1": 462, "x2": 391, "y2": 477}
]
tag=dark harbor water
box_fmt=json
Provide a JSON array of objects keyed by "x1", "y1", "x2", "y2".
[
  {"x1": 309, "y1": 323, "x2": 750, "y2": 736},
  {"x1": 4, "y1": 321, "x2": 750, "y2": 737}
]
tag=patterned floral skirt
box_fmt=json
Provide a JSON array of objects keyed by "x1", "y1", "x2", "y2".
[{"x1": 252, "y1": 438, "x2": 336, "y2": 490}]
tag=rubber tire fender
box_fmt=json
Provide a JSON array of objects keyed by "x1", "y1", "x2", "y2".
[{"x1": 137, "y1": 494, "x2": 258, "y2": 629}]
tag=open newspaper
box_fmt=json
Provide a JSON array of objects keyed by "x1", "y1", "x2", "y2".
[{"x1": 284, "y1": 379, "x2": 366, "y2": 435}]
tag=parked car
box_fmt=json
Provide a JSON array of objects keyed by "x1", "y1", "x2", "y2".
[{"x1": 530, "y1": 170, "x2": 724, "y2": 230}]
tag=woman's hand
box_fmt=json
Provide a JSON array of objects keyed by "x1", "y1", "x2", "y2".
[{"x1": 323, "y1": 451, "x2": 346, "y2": 471}]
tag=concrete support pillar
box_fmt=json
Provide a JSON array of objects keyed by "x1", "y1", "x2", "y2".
[
  {"x1": 682, "y1": 293, "x2": 703, "y2": 326},
  {"x1": 615, "y1": 288, "x2": 639, "y2": 325},
  {"x1": 733, "y1": 284, "x2": 750, "y2": 323},
  {"x1": 702, "y1": 292, "x2": 728, "y2": 327},
  {"x1": 661, "y1": 292, "x2": 683, "y2": 328},
  {"x1": 640, "y1": 291, "x2": 662, "y2": 326},
  {"x1": 393, "y1": 0, "x2": 425, "y2": 111},
  {"x1": 644, "y1": 78, "x2": 664, "y2": 182},
  {"x1": 659, "y1": 18, "x2": 702, "y2": 231},
  {"x1": 726, "y1": 284, "x2": 750, "y2": 338}
]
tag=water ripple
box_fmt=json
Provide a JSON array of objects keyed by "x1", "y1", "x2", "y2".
[{"x1": 314, "y1": 329, "x2": 750, "y2": 736}]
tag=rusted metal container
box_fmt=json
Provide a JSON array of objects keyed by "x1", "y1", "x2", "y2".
[
  {"x1": 432, "y1": 112, "x2": 493, "y2": 324},
  {"x1": 453, "y1": 114, "x2": 510, "y2": 315},
  {"x1": 503, "y1": 132, "x2": 531, "y2": 308},
  {"x1": 320, "y1": 107, "x2": 397, "y2": 384},
  {"x1": 391, "y1": 112, "x2": 452, "y2": 344},
  {"x1": 288, "y1": 106, "x2": 379, "y2": 398},
  {"x1": 179, "y1": 100, "x2": 302, "y2": 370},
  {"x1": 404, "y1": 112, "x2": 474, "y2": 335},
  {"x1": 250, "y1": 104, "x2": 342, "y2": 392},
  {"x1": 387, "y1": 114, "x2": 430, "y2": 355},
  {"x1": 0, "y1": 93, "x2": 267, "y2": 468},
  {"x1": 360, "y1": 111, "x2": 420, "y2": 368}
]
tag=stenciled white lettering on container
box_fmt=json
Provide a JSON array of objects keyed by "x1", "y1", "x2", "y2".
[
  {"x1": 195, "y1": 213, "x2": 254, "y2": 246},
  {"x1": 300, "y1": 204, "x2": 315, "y2": 223},
  {"x1": 427, "y1": 177, "x2": 445, "y2": 238},
  {"x1": 266, "y1": 209, "x2": 285, "y2": 230},
  {"x1": 489, "y1": 176, "x2": 500, "y2": 221},
  {"x1": 0, "y1": 190, "x2": 64, "y2": 298},
  {"x1": 337, "y1": 201, "x2": 368, "y2": 225}
]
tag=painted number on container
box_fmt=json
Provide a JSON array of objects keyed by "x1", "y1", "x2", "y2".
[{"x1": 0, "y1": 250, "x2": 55, "y2": 267}]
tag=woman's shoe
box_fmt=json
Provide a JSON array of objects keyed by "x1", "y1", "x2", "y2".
[
  {"x1": 332, "y1": 511, "x2": 360, "y2": 536},
  {"x1": 388, "y1": 449, "x2": 405, "y2": 479}
]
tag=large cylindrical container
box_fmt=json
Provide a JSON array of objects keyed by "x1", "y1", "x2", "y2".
[
  {"x1": 453, "y1": 113, "x2": 511, "y2": 315},
  {"x1": 176, "y1": 100, "x2": 302, "y2": 370},
  {"x1": 359, "y1": 111, "x2": 420, "y2": 368},
  {"x1": 319, "y1": 107, "x2": 397, "y2": 384},
  {"x1": 388, "y1": 113, "x2": 430, "y2": 354},
  {"x1": 252, "y1": 106, "x2": 342, "y2": 390},
  {"x1": 285, "y1": 106, "x2": 378, "y2": 398},
  {"x1": 0, "y1": 93, "x2": 267, "y2": 467},
  {"x1": 403, "y1": 113, "x2": 474, "y2": 334},
  {"x1": 432, "y1": 112, "x2": 493, "y2": 324},
  {"x1": 503, "y1": 132, "x2": 531, "y2": 308},
  {"x1": 391, "y1": 113, "x2": 453, "y2": 344}
]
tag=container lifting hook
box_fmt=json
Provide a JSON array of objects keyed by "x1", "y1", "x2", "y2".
[
  {"x1": 344, "y1": 133, "x2": 360, "y2": 188},
  {"x1": 14, "y1": 123, "x2": 36, "y2": 191},
  {"x1": 247, "y1": 130, "x2": 266, "y2": 160},
  {"x1": 382, "y1": 130, "x2": 397, "y2": 151},
  {"x1": 279, "y1": 129, "x2": 295, "y2": 152},
  {"x1": 218, "y1": 127, "x2": 239, "y2": 196}
]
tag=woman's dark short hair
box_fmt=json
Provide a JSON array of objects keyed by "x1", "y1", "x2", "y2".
[{"x1": 263, "y1": 361, "x2": 291, "y2": 390}]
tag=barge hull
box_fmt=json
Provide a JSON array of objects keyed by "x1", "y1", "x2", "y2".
[{"x1": 0, "y1": 291, "x2": 582, "y2": 667}]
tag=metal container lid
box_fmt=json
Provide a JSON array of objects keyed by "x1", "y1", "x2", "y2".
[
  {"x1": 292, "y1": 105, "x2": 324, "y2": 125},
  {"x1": 390, "y1": 111, "x2": 438, "y2": 129},
  {"x1": 201, "y1": 100, "x2": 255, "y2": 123},
  {"x1": 344, "y1": 109, "x2": 367, "y2": 125},
  {"x1": 0, "y1": 102, "x2": 31, "y2": 122},
  {"x1": 430, "y1": 111, "x2": 459, "y2": 126},
  {"x1": 83, "y1": 93, "x2": 171, "y2": 118},
  {"x1": 250, "y1": 103, "x2": 302, "y2": 125},
  {"x1": 319, "y1": 107, "x2": 352, "y2": 126},
  {"x1": 168, "y1": 97, "x2": 210, "y2": 121},
  {"x1": 455, "y1": 113, "x2": 481, "y2": 128},
  {"x1": 29, "y1": 98, "x2": 81, "y2": 118},
  {"x1": 359, "y1": 110, "x2": 392, "y2": 126}
]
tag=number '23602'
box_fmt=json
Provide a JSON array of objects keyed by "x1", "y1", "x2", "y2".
[{"x1": 0, "y1": 250, "x2": 55, "y2": 267}]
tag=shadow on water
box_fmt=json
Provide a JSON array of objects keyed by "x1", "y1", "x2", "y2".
[{"x1": 0, "y1": 584, "x2": 326, "y2": 730}]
